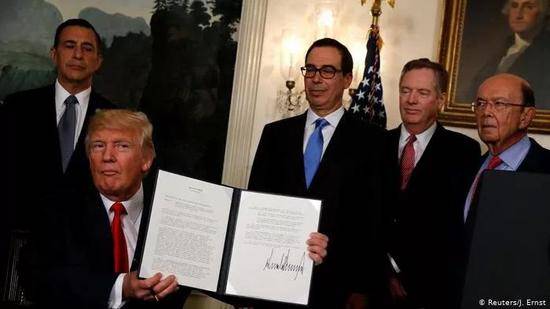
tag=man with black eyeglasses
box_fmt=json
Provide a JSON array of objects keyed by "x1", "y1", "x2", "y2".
[
  {"x1": 464, "y1": 73, "x2": 550, "y2": 224},
  {"x1": 247, "y1": 38, "x2": 388, "y2": 308}
]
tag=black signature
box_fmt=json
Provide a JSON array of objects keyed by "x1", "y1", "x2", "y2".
[{"x1": 263, "y1": 248, "x2": 305, "y2": 280}]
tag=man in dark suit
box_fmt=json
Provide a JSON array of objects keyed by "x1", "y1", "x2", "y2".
[
  {"x1": 1, "y1": 18, "x2": 116, "y2": 301},
  {"x1": 35, "y1": 109, "x2": 328, "y2": 308},
  {"x1": 385, "y1": 59, "x2": 480, "y2": 309},
  {"x1": 465, "y1": 73, "x2": 550, "y2": 225},
  {"x1": 248, "y1": 38, "x2": 387, "y2": 308},
  {"x1": 34, "y1": 109, "x2": 187, "y2": 308}
]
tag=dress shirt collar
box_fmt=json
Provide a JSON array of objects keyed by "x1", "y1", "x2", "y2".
[
  {"x1": 55, "y1": 79, "x2": 91, "y2": 117},
  {"x1": 399, "y1": 121, "x2": 437, "y2": 151},
  {"x1": 511, "y1": 33, "x2": 531, "y2": 53},
  {"x1": 100, "y1": 185, "x2": 144, "y2": 225},
  {"x1": 306, "y1": 106, "x2": 345, "y2": 128},
  {"x1": 485, "y1": 134, "x2": 531, "y2": 171}
]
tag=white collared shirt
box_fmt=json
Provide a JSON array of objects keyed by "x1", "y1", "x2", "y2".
[
  {"x1": 398, "y1": 122, "x2": 437, "y2": 166},
  {"x1": 55, "y1": 79, "x2": 91, "y2": 148},
  {"x1": 100, "y1": 186, "x2": 144, "y2": 309},
  {"x1": 505, "y1": 33, "x2": 531, "y2": 57},
  {"x1": 303, "y1": 106, "x2": 345, "y2": 157}
]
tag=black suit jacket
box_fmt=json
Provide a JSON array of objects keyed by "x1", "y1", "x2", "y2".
[
  {"x1": 466, "y1": 137, "x2": 550, "y2": 230},
  {"x1": 1, "y1": 85, "x2": 116, "y2": 299},
  {"x1": 516, "y1": 138, "x2": 550, "y2": 173},
  {"x1": 33, "y1": 174, "x2": 190, "y2": 309},
  {"x1": 248, "y1": 111, "x2": 388, "y2": 308},
  {"x1": 385, "y1": 124, "x2": 480, "y2": 309}
]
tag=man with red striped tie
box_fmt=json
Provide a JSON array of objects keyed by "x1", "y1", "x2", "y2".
[{"x1": 35, "y1": 109, "x2": 188, "y2": 308}]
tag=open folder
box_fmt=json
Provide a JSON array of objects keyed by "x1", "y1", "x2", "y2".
[{"x1": 138, "y1": 170, "x2": 323, "y2": 306}]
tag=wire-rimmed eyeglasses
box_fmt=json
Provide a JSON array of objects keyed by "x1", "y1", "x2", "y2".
[{"x1": 471, "y1": 99, "x2": 524, "y2": 112}]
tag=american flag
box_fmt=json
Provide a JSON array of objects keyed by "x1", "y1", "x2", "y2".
[{"x1": 349, "y1": 24, "x2": 387, "y2": 129}]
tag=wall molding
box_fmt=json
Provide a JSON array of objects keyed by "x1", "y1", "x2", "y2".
[{"x1": 221, "y1": 0, "x2": 268, "y2": 188}]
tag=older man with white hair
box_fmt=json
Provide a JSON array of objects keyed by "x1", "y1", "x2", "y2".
[{"x1": 475, "y1": 0, "x2": 550, "y2": 107}]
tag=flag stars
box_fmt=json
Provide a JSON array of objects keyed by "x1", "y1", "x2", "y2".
[
  {"x1": 356, "y1": 90, "x2": 365, "y2": 100},
  {"x1": 351, "y1": 104, "x2": 361, "y2": 113}
]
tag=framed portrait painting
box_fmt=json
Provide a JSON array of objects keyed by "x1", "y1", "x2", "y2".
[{"x1": 439, "y1": 0, "x2": 550, "y2": 133}]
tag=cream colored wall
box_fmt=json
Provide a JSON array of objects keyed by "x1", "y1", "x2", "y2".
[
  {"x1": 248, "y1": 0, "x2": 449, "y2": 171},
  {"x1": 223, "y1": 0, "x2": 550, "y2": 187}
]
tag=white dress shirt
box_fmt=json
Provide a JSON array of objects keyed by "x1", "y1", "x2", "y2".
[
  {"x1": 397, "y1": 122, "x2": 437, "y2": 166},
  {"x1": 100, "y1": 186, "x2": 144, "y2": 309},
  {"x1": 303, "y1": 106, "x2": 345, "y2": 157},
  {"x1": 498, "y1": 33, "x2": 531, "y2": 72},
  {"x1": 55, "y1": 79, "x2": 91, "y2": 148}
]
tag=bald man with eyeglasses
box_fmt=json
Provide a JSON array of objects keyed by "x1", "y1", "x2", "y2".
[{"x1": 464, "y1": 73, "x2": 550, "y2": 224}]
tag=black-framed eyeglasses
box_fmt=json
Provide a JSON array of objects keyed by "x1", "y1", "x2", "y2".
[
  {"x1": 471, "y1": 99, "x2": 524, "y2": 112},
  {"x1": 300, "y1": 65, "x2": 342, "y2": 79}
]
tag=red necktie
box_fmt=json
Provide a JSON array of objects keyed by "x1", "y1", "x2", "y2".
[
  {"x1": 400, "y1": 135, "x2": 416, "y2": 190},
  {"x1": 471, "y1": 155, "x2": 503, "y2": 193},
  {"x1": 111, "y1": 202, "x2": 129, "y2": 273}
]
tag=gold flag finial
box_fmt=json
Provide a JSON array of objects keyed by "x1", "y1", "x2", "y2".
[
  {"x1": 361, "y1": 0, "x2": 396, "y2": 25},
  {"x1": 361, "y1": 0, "x2": 395, "y2": 7}
]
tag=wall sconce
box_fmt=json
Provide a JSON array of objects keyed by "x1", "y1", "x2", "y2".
[
  {"x1": 277, "y1": 31, "x2": 306, "y2": 116},
  {"x1": 315, "y1": 0, "x2": 338, "y2": 38}
]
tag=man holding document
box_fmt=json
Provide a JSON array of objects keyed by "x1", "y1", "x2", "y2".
[
  {"x1": 35, "y1": 109, "x2": 188, "y2": 308},
  {"x1": 248, "y1": 38, "x2": 387, "y2": 308},
  {"x1": 35, "y1": 109, "x2": 327, "y2": 308}
]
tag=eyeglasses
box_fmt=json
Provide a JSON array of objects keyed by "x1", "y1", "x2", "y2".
[
  {"x1": 300, "y1": 65, "x2": 342, "y2": 79},
  {"x1": 471, "y1": 99, "x2": 524, "y2": 112}
]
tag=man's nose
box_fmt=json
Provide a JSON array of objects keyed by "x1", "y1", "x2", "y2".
[
  {"x1": 102, "y1": 145, "x2": 116, "y2": 161},
  {"x1": 406, "y1": 92, "x2": 418, "y2": 104},
  {"x1": 73, "y1": 46, "x2": 83, "y2": 59},
  {"x1": 311, "y1": 71, "x2": 323, "y2": 83}
]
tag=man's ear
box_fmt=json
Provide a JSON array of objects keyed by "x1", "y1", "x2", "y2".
[
  {"x1": 519, "y1": 107, "x2": 536, "y2": 130},
  {"x1": 49, "y1": 47, "x2": 57, "y2": 63},
  {"x1": 344, "y1": 73, "x2": 353, "y2": 89}
]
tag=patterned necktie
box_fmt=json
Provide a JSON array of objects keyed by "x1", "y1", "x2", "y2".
[
  {"x1": 304, "y1": 118, "x2": 329, "y2": 188},
  {"x1": 58, "y1": 95, "x2": 78, "y2": 172},
  {"x1": 465, "y1": 155, "x2": 503, "y2": 221},
  {"x1": 400, "y1": 134, "x2": 417, "y2": 190},
  {"x1": 111, "y1": 202, "x2": 129, "y2": 273},
  {"x1": 471, "y1": 156, "x2": 503, "y2": 197}
]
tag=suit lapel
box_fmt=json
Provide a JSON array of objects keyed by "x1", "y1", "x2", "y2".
[
  {"x1": 43, "y1": 85, "x2": 64, "y2": 173},
  {"x1": 407, "y1": 124, "x2": 444, "y2": 187},
  {"x1": 308, "y1": 112, "x2": 348, "y2": 192},
  {"x1": 66, "y1": 90, "x2": 99, "y2": 171},
  {"x1": 84, "y1": 190, "x2": 113, "y2": 265},
  {"x1": 288, "y1": 113, "x2": 308, "y2": 191}
]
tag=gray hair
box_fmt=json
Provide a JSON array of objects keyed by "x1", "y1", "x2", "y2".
[{"x1": 502, "y1": 0, "x2": 550, "y2": 17}]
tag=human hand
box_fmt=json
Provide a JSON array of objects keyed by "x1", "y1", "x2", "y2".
[{"x1": 306, "y1": 232, "x2": 329, "y2": 265}]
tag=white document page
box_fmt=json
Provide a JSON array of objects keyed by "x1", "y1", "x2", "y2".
[
  {"x1": 225, "y1": 191, "x2": 321, "y2": 305},
  {"x1": 139, "y1": 170, "x2": 233, "y2": 291}
]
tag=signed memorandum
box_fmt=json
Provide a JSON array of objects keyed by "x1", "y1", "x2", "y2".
[{"x1": 138, "y1": 170, "x2": 322, "y2": 305}]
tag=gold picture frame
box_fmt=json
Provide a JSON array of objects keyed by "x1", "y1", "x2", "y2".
[{"x1": 438, "y1": 0, "x2": 550, "y2": 133}]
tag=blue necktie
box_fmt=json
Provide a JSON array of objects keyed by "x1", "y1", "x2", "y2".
[
  {"x1": 304, "y1": 118, "x2": 329, "y2": 188},
  {"x1": 58, "y1": 95, "x2": 78, "y2": 172}
]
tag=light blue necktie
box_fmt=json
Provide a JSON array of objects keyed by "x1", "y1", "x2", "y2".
[
  {"x1": 58, "y1": 95, "x2": 78, "y2": 172},
  {"x1": 304, "y1": 118, "x2": 329, "y2": 188}
]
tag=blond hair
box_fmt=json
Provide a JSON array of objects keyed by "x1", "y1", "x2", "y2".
[{"x1": 85, "y1": 109, "x2": 156, "y2": 159}]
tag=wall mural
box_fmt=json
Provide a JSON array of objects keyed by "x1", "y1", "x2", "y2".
[{"x1": 0, "y1": 0, "x2": 242, "y2": 182}]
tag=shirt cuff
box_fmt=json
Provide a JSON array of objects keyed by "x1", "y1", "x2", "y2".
[{"x1": 109, "y1": 273, "x2": 127, "y2": 309}]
